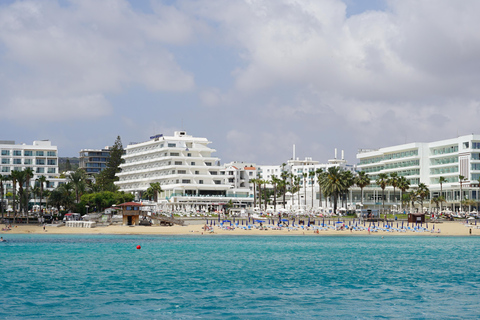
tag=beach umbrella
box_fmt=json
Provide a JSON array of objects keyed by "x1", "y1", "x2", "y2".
[
  {"x1": 426, "y1": 222, "x2": 428, "y2": 229},
  {"x1": 213, "y1": 221, "x2": 215, "y2": 226},
  {"x1": 402, "y1": 221, "x2": 404, "y2": 228},
  {"x1": 322, "y1": 218, "x2": 325, "y2": 226}
]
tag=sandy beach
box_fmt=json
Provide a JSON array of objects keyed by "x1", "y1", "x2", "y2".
[{"x1": 1, "y1": 220, "x2": 479, "y2": 236}]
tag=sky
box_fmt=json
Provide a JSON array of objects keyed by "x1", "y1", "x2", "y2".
[{"x1": 1, "y1": 0, "x2": 480, "y2": 165}]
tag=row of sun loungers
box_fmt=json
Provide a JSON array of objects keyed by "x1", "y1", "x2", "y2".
[{"x1": 216, "y1": 222, "x2": 441, "y2": 233}]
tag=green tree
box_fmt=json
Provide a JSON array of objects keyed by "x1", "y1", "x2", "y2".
[
  {"x1": 147, "y1": 182, "x2": 162, "y2": 202},
  {"x1": 271, "y1": 175, "x2": 280, "y2": 211},
  {"x1": 438, "y1": 176, "x2": 447, "y2": 212},
  {"x1": 388, "y1": 172, "x2": 399, "y2": 211},
  {"x1": 302, "y1": 172, "x2": 308, "y2": 208},
  {"x1": 416, "y1": 183, "x2": 430, "y2": 213},
  {"x1": 316, "y1": 168, "x2": 324, "y2": 209},
  {"x1": 355, "y1": 171, "x2": 370, "y2": 205},
  {"x1": 397, "y1": 176, "x2": 410, "y2": 212},
  {"x1": 280, "y1": 168, "x2": 289, "y2": 209},
  {"x1": 96, "y1": 136, "x2": 124, "y2": 191},
  {"x1": 319, "y1": 167, "x2": 345, "y2": 214},
  {"x1": 0, "y1": 175, "x2": 9, "y2": 219},
  {"x1": 36, "y1": 175, "x2": 47, "y2": 216},
  {"x1": 250, "y1": 178, "x2": 258, "y2": 208},
  {"x1": 309, "y1": 170, "x2": 316, "y2": 208},
  {"x1": 68, "y1": 168, "x2": 87, "y2": 203},
  {"x1": 375, "y1": 173, "x2": 389, "y2": 215}
]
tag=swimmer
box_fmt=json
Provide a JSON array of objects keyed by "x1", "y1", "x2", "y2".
[{"x1": 0, "y1": 237, "x2": 5, "y2": 242}]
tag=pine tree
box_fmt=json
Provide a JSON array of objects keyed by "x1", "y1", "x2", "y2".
[{"x1": 96, "y1": 136, "x2": 124, "y2": 191}]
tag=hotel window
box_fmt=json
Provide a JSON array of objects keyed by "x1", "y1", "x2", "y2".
[
  {"x1": 199, "y1": 180, "x2": 203, "y2": 184},
  {"x1": 36, "y1": 151, "x2": 44, "y2": 156},
  {"x1": 24, "y1": 159, "x2": 32, "y2": 165},
  {"x1": 182, "y1": 179, "x2": 191, "y2": 184},
  {"x1": 463, "y1": 142, "x2": 470, "y2": 149},
  {"x1": 13, "y1": 159, "x2": 21, "y2": 164},
  {"x1": 13, "y1": 150, "x2": 22, "y2": 156},
  {"x1": 175, "y1": 161, "x2": 182, "y2": 165},
  {"x1": 187, "y1": 153, "x2": 191, "y2": 157},
  {"x1": 48, "y1": 168, "x2": 56, "y2": 173},
  {"x1": 178, "y1": 170, "x2": 186, "y2": 174},
  {"x1": 36, "y1": 159, "x2": 45, "y2": 165},
  {"x1": 24, "y1": 151, "x2": 33, "y2": 156},
  {"x1": 170, "y1": 153, "x2": 179, "y2": 156},
  {"x1": 1, "y1": 150, "x2": 9, "y2": 156},
  {"x1": 1, "y1": 159, "x2": 10, "y2": 164},
  {"x1": 36, "y1": 168, "x2": 44, "y2": 173},
  {"x1": 168, "y1": 143, "x2": 176, "y2": 147},
  {"x1": 195, "y1": 171, "x2": 199, "y2": 174},
  {"x1": 47, "y1": 159, "x2": 56, "y2": 165},
  {"x1": 191, "y1": 162, "x2": 195, "y2": 165},
  {"x1": 473, "y1": 142, "x2": 480, "y2": 149},
  {"x1": 1, "y1": 167, "x2": 10, "y2": 172}
]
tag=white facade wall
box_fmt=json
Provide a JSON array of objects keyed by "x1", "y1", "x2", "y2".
[
  {"x1": 0, "y1": 140, "x2": 60, "y2": 188},
  {"x1": 357, "y1": 134, "x2": 480, "y2": 212},
  {"x1": 115, "y1": 132, "x2": 253, "y2": 210}
]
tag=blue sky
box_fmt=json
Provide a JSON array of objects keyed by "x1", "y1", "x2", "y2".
[{"x1": 1, "y1": 0, "x2": 480, "y2": 165}]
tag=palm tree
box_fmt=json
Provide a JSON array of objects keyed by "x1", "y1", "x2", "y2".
[
  {"x1": 0, "y1": 175, "x2": 9, "y2": 219},
  {"x1": 316, "y1": 168, "x2": 324, "y2": 209},
  {"x1": 280, "y1": 170, "x2": 289, "y2": 209},
  {"x1": 302, "y1": 172, "x2": 308, "y2": 208},
  {"x1": 23, "y1": 168, "x2": 34, "y2": 223},
  {"x1": 388, "y1": 172, "x2": 399, "y2": 211},
  {"x1": 341, "y1": 170, "x2": 354, "y2": 209},
  {"x1": 375, "y1": 173, "x2": 389, "y2": 215},
  {"x1": 416, "y1": 183, "x2": 430, "y2": 213},
  {"x1": 459, "y1": 175, "x2": 467, "y2": 212},
  {"x1": 319, "y1": 167, "x2": 345, "y2": 215},
  {"x1": 438, "y1": 176, "x2": 447, "y2": 212},
  {"x1": 9, "y1": 171, "x2": 19, "y2": 222},
  {"x1": 250, "y1": 178, "x2": 258, "y2": 209},
  {"x1": 271, "y1": 175, "x2": 280, "y2": 211},
  {"x1": 295, "y1": 176, "x2": 301, "y2": 209},
  {"x1": 68, "y1": 169, "x2": 86, "y2": 203},
  {"x1": 148, "y1": 182, "x2": 162, "y2": 202},
  {"x1": 309, "y1": 170, "x2": 316, "y2": 209},
  {"x1": 397, "y1": 176, "x2": 410, "y2": 213},
  {"x1": 256, "y1": 178, "x2": 263, "y2": 210},
  {"x1": 355, "y1": 171, "x2": 370, "y2": 206},
  {"x1": 36, "y1": 175, "x2": 47, "y2": 216}
]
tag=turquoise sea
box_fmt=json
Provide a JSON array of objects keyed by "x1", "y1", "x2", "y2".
[{"x1": 1, "y1": 235, "x2": 479, "y2": 319}]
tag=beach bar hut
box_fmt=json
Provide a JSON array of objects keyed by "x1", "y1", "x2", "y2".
[
  {"x1": 117, "y1": 202, "x2": 143, "y2": 226},
  {"x1": 408, "y1": 213, "x2": 425, "y2": 223}
]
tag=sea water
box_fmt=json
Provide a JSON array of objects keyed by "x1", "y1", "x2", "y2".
[{"x1": 1, "y1": 235, "x2": 479, "y2": 319}]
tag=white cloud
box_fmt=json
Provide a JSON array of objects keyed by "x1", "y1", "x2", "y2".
[{"x1": 0, "y1": 0, "x2": 196, "y2": 121}]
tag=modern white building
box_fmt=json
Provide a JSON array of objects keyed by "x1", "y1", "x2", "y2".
[
  {"x1": 0, "y1": 140, "x2": 62, "y2": 210},
  {"x1": 115, "y1": 131, "x2": 254, "y2": 212},
  {"x1": 357, "y1": 134, "x2": 480, "y2": 212}
]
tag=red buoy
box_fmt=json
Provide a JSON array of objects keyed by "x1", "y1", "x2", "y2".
[{"x1": 136, "y1": 245, "x2": 141, "y2": 250}]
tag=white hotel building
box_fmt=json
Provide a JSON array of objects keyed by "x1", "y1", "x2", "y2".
[
  {"x1": 357, "y1": 134, "x2": 480, "y2": 212},
  {"x1": 0, "y1": 140, "x2": 62, "y2": 210},
  {"x1": 258, "y1": 149, "x2": 357, "y2": 211},
  {"x1": 115, "y1": 131, "x2": 253, "y2": 212}
]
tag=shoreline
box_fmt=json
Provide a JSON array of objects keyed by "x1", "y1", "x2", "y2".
[{"x1": 2, "y1": 221, "x2": 479, "y2": 237}]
